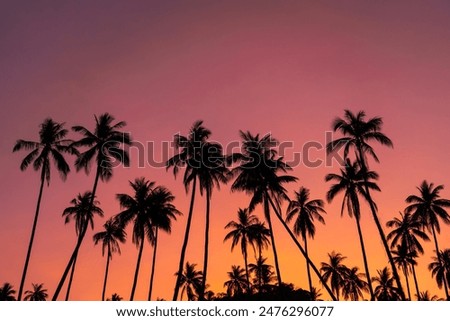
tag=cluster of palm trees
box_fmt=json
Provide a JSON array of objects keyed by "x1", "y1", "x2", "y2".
[{"x1": 4, "y1": 110, "x2": 450, "y2": 301}]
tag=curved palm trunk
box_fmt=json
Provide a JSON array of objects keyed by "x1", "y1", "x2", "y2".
[
  {"x1": 304, "y1": 236, "x2": 313, "y2": 294},
  {"x1": 411, "y1": 263, "x2": 420, "y2": 299},
  {"x1": 354, "y1": 216, "x2": 375, "y2": 300},
  {"x1": 431, "y1": 224, "x2": 449, "y2": 299},
  {"x1": 173, "y1": 176, "x2": 197, "y2": 301},
  {"x1": 403, "y1": 263, "x2": 411, "y2": 300},
  {"x1": 65, "y1": 252, "x2": 78, "y2": 300},
  {"x1": 263, "y1": 192, "x2": 282, "y2": 286},
  {"x1": 199, "y1": 189, "x2": 211, "y2": 300},
  {"x1": 130, "y1": 237, "x2": 145, "y2": 301},
  {"x1": 243, "y1": 242, "x2": 251, "y2": 293},
  {"x1": 356, "y1": 147, "x2": 405, "y2": 300},
  {"x1": 101, "y1": 244, "x2": 111, "y2": 301},
  {"x1": 18, "y1": 175, "x2": 45, "y2": 301},
  {"x1": 53, "y1": 166, "x2": 101, "y2": 300},
  {"x1": 148, "y1": 228, "x2": 158, "y2": 301},
  {"x1": 267, "y1": 195, "x2": 337, "y2": 300}
]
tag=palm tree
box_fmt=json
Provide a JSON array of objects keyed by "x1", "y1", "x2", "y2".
[
  {"x1": 146, "y1": 186, "x2": 181, "y2": 301},
  {"x1": 325, "y1": 159, "x2": 378, "y2": 299},
  {"x1": 53, "y1": 113, "x2": 131, "y2": 300},
  {"x1": 107, "y1": 293, "x2": 123, "y2": 301},
  {"x1": 62, "y1": 191, "x2": 104, "y2": 300},
  {"x1": 116, "y1": 178, "x2": 155, "y2": 301},
  {"x1": 24, "y1": 283, "x2": 48, "y2": 301},
  {"x1": 416, "y1": 291, "x2": 441, "y2": 301},
  {"x1": 178, "y1": 262, "x2": 203, "y2": 301},
  {"x1": 405, "y1": 180, "x2": 450, "y2": 299},
  {"x1": 320, "y1": 252, "x2": 348, "y2": 300},
  {"x1": 167, "y1": 121, "x2": 228, "y2": 300},
  {"x1": 341, "y1": 267, "x2": 368, "y2": 301},
  {"x1": 428, "y1": 249, "x2": 450, "y2": 300},
  {"x1": 250, "y1": 222, "x2": 271, "y2": 260},
  {"x1": 286, "y1": 186, "x2": 326, "y2": 294},
  {"x1": 248, "y1": 257, "x2": 275, "y2": 293},
  {"x1": 93, "y1": 218, "x2": 126, "y2": 301},
  {"x1": 391, "y1": 245, "x2": 417, "y2": 300},
  {"x1": 224, "y1": 265, "x2": 248, "y2": 297},
  {"x1": 230, "y1": 131, "x2": 336, "y2": 299},
  {"x1": 309, "y1": 287, "x2": 322, "y2": 301},
  {"x1": 0, "y1": 283, "x2": 16, "y2": 301},
  {"x1": 13, "y1": 119, "x2": 76, "y2": 300},
  {"x1": 372, "y1": 267, "x2": 401, "y2": 301},
  {"x1": 224, "y1": 208, "x2": 260, "y2": 292},
  {"x1": 387, "y1": 211, "x2": 429, "y2": 299},
  {"x1": 327, "y1": 110, "x2": 405, "y2": 300}
]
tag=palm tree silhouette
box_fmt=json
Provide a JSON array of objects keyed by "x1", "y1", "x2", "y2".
[
  {"x1": 320, "y1": 251, "x2": 348, "y2": 300},
  {"x1": 13, "y1": 119, "x2": 76, "y2": 300},
  {"x1": 52, "y1": 113, "x2": 131, "y2": 300},
  {"x1": 146, "y1": 186, "x2": 181, "y2": 301},
  {"x1": 116, "y1": 177, "x2": 155, "y2": 301},
  {"x1": 0, "y1": 283, "x2": 16, "y2": 301},
  {"x1": 224, "y1": 265, "x2": 248, "y2": 297},
  {"x1": 405, "y1": 180, "x2": 450, "y2": 299},
  {"x1": 248, "y1": 257, "x2": 275, "y2": 293},
  {"x1": 416, "y1": 290, "x2": 441, "y2": 301},
  {"x1": 309, "y1": 287, "x2": 322, "y2": 301},
  {"x1": 428, "y1": 249, "x2": 450, "y2": 299},
  {"x1": 391, "y1": 244, "x2": 417, "y2": 300},
  {"x1": 177, "y1": 262, "x2": 203, "y2": 301},
  {"x1": 224, "y1": 208, "x2": 261, "y2": 292},
  {"x1": 286, "y1": 186, "x2": 326, "y2": 294},
  {"x1": 107, "y1": 293, "x2": 123, "y2": 301},
  {"x1": 24, "y1": 283, "x2": 48, "y2": 301},
  {"x1": 62, "y1": 191, "x2": 104, "y2": 300},
  {"x1": 327, "y1": 110, "x2": 405, "y2": 300},
  {"x1": 386, "y1": 211, "x2": 429, "y2": 299},
  {"x1": 325, "y1": 159, "x2": 377, "y2": 299},
  {"x1": 93, "y1": 218, "x2": 126, "y2": 301},
  {"x1": 167, "y1": 121, "x2": 228, "y2": 300},
  {"x1": 372, "y1": 267, "x2": 401, "y2": 301},
  {"x1": 341, "y1": 267, "x2": 368, "y2": 301}
]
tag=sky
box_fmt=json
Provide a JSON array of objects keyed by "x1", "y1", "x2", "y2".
[{"x1": 1, "y1": 0, "x2": 450, "y2": 301}]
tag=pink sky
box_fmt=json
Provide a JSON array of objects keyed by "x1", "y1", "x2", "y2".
[{"x1": 1, "y1": 0, "x2": 450, "y2": 300}]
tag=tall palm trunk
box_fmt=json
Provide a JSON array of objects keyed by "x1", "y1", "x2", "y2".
[
  {"x1": 354, "y1": 216, "x2": 374, "y2": 300},
  {"x1": 18, "y1": 175, "x2": 45, "y2": 301},
  {"x1": 356, "y1": 146, "x2": 405, "y2": 300},
  {"x1": 303, "y1": 236, "x2": 313, "y2": 294},
  {"x1": 173, "y1": 176, "x2": 197, "y2": 301},
  {"x1": 243, "y1": 242, "x2": 251, "y2": 293},
  {"x1": 148, "y1": 228, "x2": 158, "y2": 301},
  {"x1": 263, "y1": 192, "x2": 282, "y2": 286},
  {"x1": 403, "y1": 263, "x2": 411, "y2": 300},
  {"x1": 101, "y1": 243, "x2": 111, "y2": 301},
  {"x1": 65, "y1": 252, "x2": 78, "y2": 300},
  {"x1": 199, "y1": 189, "x2": 211, "y2": 300},
  {"x1": 411, "y1": 263, "x2": 420, "y2": 299},
  {"x1": 267, "y1": 195, "x2": 337, "y2": 300},
  {"x1": 130, "y1": 237, "x2": 145, "y2": 301},
  {"x1": 53, "y1": 166, "x2": 101, "y2": 300},
  {"x1": 431, "y1": 224, "x2": 449, "y2": 299}
]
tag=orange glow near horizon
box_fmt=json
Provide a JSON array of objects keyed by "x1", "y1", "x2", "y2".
[{"x1": 1, "y1": 0, "x2": 450, "y2": 301}]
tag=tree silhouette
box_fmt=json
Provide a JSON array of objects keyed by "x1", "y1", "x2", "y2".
[
  {"x1": 107, "y1": 293, "x2": 123, "y2": 301},
  {"x1": 372, "y1": 267, "x2": 401, "y2": 301},
  {"x1": 325, "y1": 159, "x2": 378, "y2": 299},
  {"x1": 53, "y1": 113, "x2": 131, "y2": 300},
  {"x1": 405, "y1": 180, "x2": 450, "y2": 299},
  {"x1": 177, "y1": 262, "x2": 203, "y2": 301},
  {"x1": 327, "y1": 110, "x2": 405, "y2": 300},
  {"x1": 0, "y1": 283, "x2": 16, "y2": 301},
  {"x1": 428, "y1": 249, "x2": 450, "y2": 300},
  {"x1": 62, "y1": 191, "x2": 104, "y2": 300},
  {"x1": 24, "y1": 283, "x2": 48, "y2": 301},
  {"x1": 248, "y1": 257, "x2": 275, "y2": 293},
  {"x1": 391, "y1": 244, "x2": 417, "y2": 300},
  {"x1": 387, "y1": 211, "x2": 429, "y2": 299},
  {"x1": 341, "y1": 267, "x2": 368, "y2": 301},
  {"x1": 416, "y1": 291, "x2": 441, "y2": 301},
  {"x1": 93, "y1": 218, "x2": 126, "y2": 301},
  {"x1": 13, "y1": 119, "x2": 76, "y2": 300},
  {"x1": 224, "y1": 265, "x2": 248, "y2": 297},
  {"x1": 320, "y1": 252, "x2": 348, "y2": 300},
  {"x1": 286, "y1": 186, "x2": 326, "y2": 294}
]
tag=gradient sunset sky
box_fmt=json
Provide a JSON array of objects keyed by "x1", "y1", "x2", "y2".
[{"x1": 1, "y1": 0, "x2": 450, "y2": 300}]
